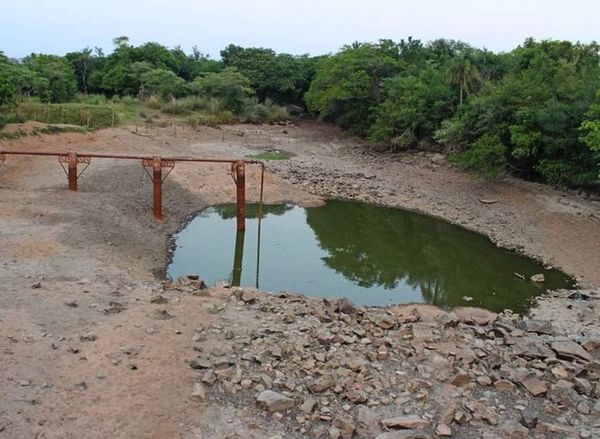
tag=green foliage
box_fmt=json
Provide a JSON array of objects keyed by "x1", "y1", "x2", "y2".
[
  {"x1": 306, "y1": 42, "x2": 402, "y2": 135},
  {"x1": 369, "y1": 67, "x2": 454, "y2": 149},
  {"x1": 438, "y1": 40, "x2": 600, "y2": 186},
  {"x1": 450, "y1": 134, "x2": 508, "y2": 176},
  {"x1": 24, "y1": 54, "x2": 77, "y2": 102},
  {"x1": 580, "y1": 95, "x2": 600, "y2": 179},
  {"x1": 140, "y1": 68, "x2": 186, "y2": 99},
  {"x1": 190, "y1": 69, "x2": 254, "y2": 112},
  {"x1": 221, "y1": 45, "x2": 317, "y2": 105}
]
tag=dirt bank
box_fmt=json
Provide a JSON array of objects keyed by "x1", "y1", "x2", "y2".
[{"x1": 1, "y1": 120, "x2": 599, "y2": 438}]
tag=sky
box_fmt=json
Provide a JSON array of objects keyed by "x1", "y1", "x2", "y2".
[{"x1": 0, "y1": 0, "x2": 598, "y2": 59}]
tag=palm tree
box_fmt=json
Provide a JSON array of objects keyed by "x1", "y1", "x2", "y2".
[{"x1": 447, "y1": 55, "x2": 480, "y2": 105}]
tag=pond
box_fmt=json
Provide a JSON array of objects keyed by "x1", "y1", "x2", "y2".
[{"x1": 167, "y1": 200, "x2": 574, "y2": 312}]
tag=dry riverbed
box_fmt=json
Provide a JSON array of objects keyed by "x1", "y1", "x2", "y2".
[{"x1": 0, "y1": 120, "x2": 599, "y2": 438}]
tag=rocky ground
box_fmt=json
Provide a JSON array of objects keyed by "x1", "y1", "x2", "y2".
[{"x1": 1, "y1": 120, "x2": 599, "y2": 438}]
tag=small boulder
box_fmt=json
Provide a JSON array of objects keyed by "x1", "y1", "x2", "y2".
[{"x1": 256, "y1": 390, "x2": 294, "y2": 412}]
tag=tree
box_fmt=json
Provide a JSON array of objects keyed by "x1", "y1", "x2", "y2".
[
  {"x1": 140, "y1": 68, "x2": 186, "y2": 99},
  {"x1": 446, "y1": 54, "x2": 480, "y2": 105},
  {"x1": 191, "y1": 68, "x2": 254, "y2": 112},
  {"x1": 305, "y1": 42, "x2": 402, "y2": 135},
  {"x1": 370, "y1": 67, "x2": 454, "y2": 149},
  {"x1": 437, "y1": 40, "x2": 600, "y2": 186},
  {"x1": 23, "y1": 54, "x2": 77, "y2": 102},
  {"x1": 221, "y1": 45, "x2": 317, "y2": 105}
]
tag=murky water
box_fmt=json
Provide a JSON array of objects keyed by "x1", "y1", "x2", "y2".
[{"x1": 167, "y1": 200, "x2": 574, "y2": 312}]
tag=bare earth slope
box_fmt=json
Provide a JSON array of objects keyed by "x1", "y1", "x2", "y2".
[{"x1": 1, "y1": 121, "x2": 599, "y2": 438}]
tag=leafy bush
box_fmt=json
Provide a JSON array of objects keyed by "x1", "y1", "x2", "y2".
[{"x1": 450, "y1": 134, "x2": 508, "y2": 177}]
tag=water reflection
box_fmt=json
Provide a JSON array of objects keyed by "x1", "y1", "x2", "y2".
[{"x1": 168, "y1": 201, "x2": 573, "y2": 312}]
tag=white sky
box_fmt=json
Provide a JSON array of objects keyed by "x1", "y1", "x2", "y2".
[{"x1": 0, "y1": 0, "x2": 598, "y2": 58}]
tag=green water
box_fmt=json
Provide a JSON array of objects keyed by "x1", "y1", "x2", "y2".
[{"x1": 167, "y1": 200, "x2": 574, "y2": 312}]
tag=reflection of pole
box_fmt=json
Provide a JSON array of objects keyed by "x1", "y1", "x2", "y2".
[
  {"x1": 255, "y1": 162, "x2": 265, "y2": 289},
  {"x1": 232, "y1": 229, "x2": 245, "y2": 286},
  {"x1": 235, "y1": 161, "x2": 246, "y2": 231},
  {"x1": 255, "y1": 214, "x2": 262, "y2": 289}
]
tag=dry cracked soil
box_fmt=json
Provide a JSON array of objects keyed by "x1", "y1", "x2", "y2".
[{"x1": 1, "y1": 120, "x2": 600, "y2": 438}]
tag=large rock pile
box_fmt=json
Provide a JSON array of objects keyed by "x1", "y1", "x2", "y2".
[{"x1": 165, "y1": 281, "x2": 600, "y2": 438}]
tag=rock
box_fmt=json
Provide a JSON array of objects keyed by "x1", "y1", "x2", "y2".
[
  {"x1": 300, "y1": 397, "x2": 317, "y2": 414},
  {"x1": 31, "y1": 282, "x2": 42, "y2": 289},
  {"x1": 356, "y1": 405, "x2": 381, "y2": 436},
  {"x1": 521, "y1": 319, "x2": 553, "y2": 335},
  {"x1": 150, "y1": 295, "x2": 168, "y2": 304},
  {"x1": 375, "y1": 431, "x2": 432, "y2": 439},
  {"x1": 551, "y1": 340, "x2": 592, "y2": 362},
  {"x1": 256, "y1": 390, "x2": 294, "y2": 412},
  {"x1": 435, "y1": 424, "x2": 451, "y2": 437},
  {"x1": 310, "y1": 375, "x2": 335, "y2": 393},
  {"x1": 499, "y1": 421, "x2": 528, "y2": 439},
  {"x1": 333, "y1": 415, "x2": 356, "y2": 438},
  {"x1": 189, "y1": 356, "x2": 213, "y2": 369},
  {"x1": 450, "y1": 370, "x2": 470, "y2": 386},
  {"x1": 240, "y1": 379, "x2": 253, "y2": 389},
  {"x1": 530, "y1": 274, "x2": 545, "y2": 283},
  {"x1": 374, "y1": 316, "x2": 396, "y2": 330},
  {"x1": 381, "y1": 416, "x2": 428, "y2": 429},
  {"x1": 476, "y1": 376, "x2": 492, "y2": 386},
  {"x1": 520, "y1": 407, "x2": 538, "y2": 428},
  {"x1": 454, "y1": 307, "x2": 497, "y2": 326},
  {"x1": 190, "y1": 382, "x2": 206, "y2": 401},
  {"x1": 519, "y1": 374, "x2": 547, "y2": 396}
]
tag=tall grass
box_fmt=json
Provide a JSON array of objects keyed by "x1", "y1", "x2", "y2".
[
  {"x1": 154, "y1": 95, "x2": 289, "y2": 126},
  {"x1": 9, "y1": 100, "x2": 138, "y2": 129}
]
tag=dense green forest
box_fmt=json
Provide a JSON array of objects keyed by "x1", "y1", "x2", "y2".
[{"x1": 1, "y1": 36, "x2": 599, "y2": 187}]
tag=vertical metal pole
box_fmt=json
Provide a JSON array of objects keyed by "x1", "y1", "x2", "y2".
[
  {"x1": 68, "y1": 152, "x2": 78, "y2": 191},
  {"x1": 235, "y1": 160, "x2": 246, "y2": 231},
  {"x1": 153, "y1": 156, "x2": 163, "y2": 221}
]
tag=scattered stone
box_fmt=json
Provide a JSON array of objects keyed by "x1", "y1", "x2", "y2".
[
  {"x1": 79, "y1": 334, "x2": 97, "y2": 342},
  {"x1": 521, "y1": 319, "x2": 553, "y2": 335},
  {"x1": 520, "y1": 407, "x2": 538, "y2": 428},
  {"x1": 150, "y1": 295, "x2": 169, "y2": 304},
  {"x1": 435, "y1": 424, "x2": 451, "y2": 437},
  {"x1": 189, "y1": 357, "x2": 213, "y2": 370},
  {"x1": 190, "y1": 383, "x2": 206, "y2": 401},
  {"x1": 519, "y1": 374, "x2": 547, "y2": 396},
  {"x1": 476, "y1": 376, "x2": 492, "y2": 386},
  {"x1": 381, "y1": 415, "x2": 428, "y2": 429},
  {"x1": 551, "y1": 340, "x2": 592, "y2": 362},
  {"x1": 454, "y1": 307, "x2": 497, "y2": 325},
  {"x1": 104, "y1": 301, "x2": 125, "y2": 314},
  {"x1": 530, "y1": 274, "x2": 545, "y2": 283},
  {"x1": 256, "y1": 390, "x2": 294, "y2": 412},
  {"x1": 499, "y1": 420, "x2": 528, "y2": 439},
  {"x1": 154, "y1": 309, "x2": 173, "y2": 320},
  {"x1": 300, "y1": 397, "x2": 317, "y2": 414},
  {"x1": 64, "y1": 301, "x2": 78, "y2": 308}
]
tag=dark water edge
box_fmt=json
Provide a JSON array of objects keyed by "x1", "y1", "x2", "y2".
[{"x1": 167, "y1": 200, "x2": 574, "y2": 313}]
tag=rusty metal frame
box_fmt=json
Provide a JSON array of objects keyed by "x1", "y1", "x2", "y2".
[{"x1": 0, "y1": 150, "x2": 265, "y2": 229}]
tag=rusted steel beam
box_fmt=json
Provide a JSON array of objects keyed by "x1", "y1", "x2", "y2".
[
  {"x1": 234, "y1": 160, "x2": 246, "y2": 231},
  {"x1": 68, "y1": 152, "x2": 78, "y2": 191},
  {"x1": 1, "y1": 150, "x2": 264, "y2": 223},
  {"x1": 152, "y1": 156, "x2": 163, "y2": 221}
]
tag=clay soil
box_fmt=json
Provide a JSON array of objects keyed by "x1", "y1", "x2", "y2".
[{"x1": 1, "y1": 120, "x2": 599, "y2": 438}]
